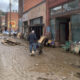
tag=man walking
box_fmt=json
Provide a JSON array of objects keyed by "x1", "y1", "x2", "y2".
[{"x1": 28, "y1": 30, "x2": 37, "y2": 55}]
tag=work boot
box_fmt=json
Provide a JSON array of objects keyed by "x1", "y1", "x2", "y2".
[{"x1": 30, "y1": 51, "x2": 35, "y2": 56}]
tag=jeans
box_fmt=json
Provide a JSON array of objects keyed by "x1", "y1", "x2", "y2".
[{"x1": 29, "y1": 43, "x2": 36, "y2": 52}]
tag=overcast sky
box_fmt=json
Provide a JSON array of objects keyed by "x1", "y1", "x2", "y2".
[{"x1": 0, "y1": 0, "x2": 18, "y2": 12}]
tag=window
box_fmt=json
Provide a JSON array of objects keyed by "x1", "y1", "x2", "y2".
[
  {"x1": 63, "y1": 0, "x2": 80, "y2": 11},
  {"x1": 50, "y1": 6, "x2": 62, "y2": 16},
  {"x1": 50, "y1": 0, "x2": 80, "y2": 16},
  {"x1": 71, "y1": 14, "x2": 80, "y2": 42},
  {"x1": 30, "y1": 17, "x2": 43, "y2": 25}
]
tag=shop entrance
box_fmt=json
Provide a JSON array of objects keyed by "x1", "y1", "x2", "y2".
[
  {"x1": 56, "y1": 17, "x2": 70, "y2": 44},
  {"x1": 29, "y1": 25, "x2": 43, "y2": 39}
]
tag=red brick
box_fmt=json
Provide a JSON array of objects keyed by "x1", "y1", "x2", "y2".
[
  {"x1": 6, "y1": 12, "x2": 18, "y2": 31},
  {"x1": 23, "y1": 0, "x2": 43, "y2": 12}
]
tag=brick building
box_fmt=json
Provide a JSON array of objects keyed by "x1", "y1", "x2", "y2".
[
  {"x1": 0, "y1": 14, "x2": 7, "y2": 32},
  {"x1": 19, "y1": 0, "x2": 47, "y2": 39},
  {"x1": 6, "y1": 12, "x2": 18, "y2": 32},
  {"x1": 47, "y1": 0, "x2": 80, "y2": 46},
  {"x1": 1, "y1": 15, "x2": 6, "y2": 31}
]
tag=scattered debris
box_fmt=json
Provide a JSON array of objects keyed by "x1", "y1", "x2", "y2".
[
  {"x1": 62, "y1": 41, "x2": 80, "y2": 55},
  {"x1": 17, "y1": 33, "x2": 22, "y2": 39},
  {"x1": 71, "y1": 64, "x2": 80, "y2": 68},
  {"x1": 37, "y1": 77, "x2": 50, "y2": 80},
  {"x1": 1, "y1": 38, "x2": 20, "y2": 46},
  {"x1": 74, "y1": 72, "x2": 80, "y2": 78},
  {"x1": 35, "y1": 64, "x2": 39, "y2": 66},
  {"x1": 71, "y1": 42, "x2": 80, "y2": 54},
  {"x1": 62, "y1": 41, "x2": 71, "y2": 51},
  {"x1": 62, "y1": 77, "x2": 67, "y2": 80},
  {"x1": 0, "y1": 34, "x2": 3, "y2": 36},
  {"x1": 38, "y1": 36, "x2": 55, "y2": 47}
]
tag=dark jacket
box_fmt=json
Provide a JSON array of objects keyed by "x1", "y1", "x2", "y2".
[{"x1": 27, "y1": 33, "x2": 37, "y2": 44}]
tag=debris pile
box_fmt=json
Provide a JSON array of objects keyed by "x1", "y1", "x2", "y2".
[
  {"x1": 70, "y1": 42, "x2": 80, "y2": 54},
  {"x1": 17, "y1": 33, "x2": 22, "y2": 39},
  {"x1": 62, "y1": 41, "x2": 80, "y2": 55},
  {"x1": 74, "y1": 72, "x2": 80, "y2": 78},
  {"x1": 1, "y1": 38, "x2": 20, "y2": 46}
]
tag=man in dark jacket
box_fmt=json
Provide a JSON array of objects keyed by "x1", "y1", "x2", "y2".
[{"x1": 28, "y1": 30, "x2": 37, "y2": 55}]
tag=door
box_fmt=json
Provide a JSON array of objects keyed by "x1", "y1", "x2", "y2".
[{"x1": 59, "y1": 23, "x2": 66, "y2": 44}]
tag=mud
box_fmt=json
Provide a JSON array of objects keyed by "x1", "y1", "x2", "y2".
[{"x1": 0, "y1": 37, "x2": 80, "y2": 80}]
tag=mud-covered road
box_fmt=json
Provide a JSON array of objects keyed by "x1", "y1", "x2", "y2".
[{"x1": 0, "y1": 37, "x2": 80, "y2": 80}]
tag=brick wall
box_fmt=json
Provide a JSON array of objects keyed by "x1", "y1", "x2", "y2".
[
  {"x1": 7, "y1": 12, "x2": 18, "y2": 31},
  {"x1": 28, "y1": 2, "x2": 46, "y2": 25},
  {"x1": 1, "y1": 16, "x2": 6, "y2": 26},
  {"x1": 23, "y1": 0, "x2": 43, "y2": 12},
  {"x1": 23, "y1": 2, "x2": 46, "y2": 35}
]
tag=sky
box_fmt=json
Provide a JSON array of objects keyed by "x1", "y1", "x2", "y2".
[{"x1": 0, "y1": 0, "x2": 18, "y2": 12}]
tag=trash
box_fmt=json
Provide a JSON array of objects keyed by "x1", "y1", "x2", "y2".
[
  {"x1": 70, "y1": 42, "x2": 80, "y2": 54},
  {"x1": 0, "y1": 34, "x2": 3, "y2": 36},
  {"x1": 62, "y1": 41, "x2": 80, "y2": 55},
  {"x1": 1, "y1": 38, "x2": 20, "y2": 46},
  {"x1": 17, "y1": 32, "x2": 22, "y2": 39},
  {"x1": 35, "y1": 64, "x2": 39, "y2": 66},
  {"x1": 46, "y1": 40, "x2": 55, "y2": 47},
  {"x1": 62, "y1": 77, "x2": 67, "y2": 80},
  {"x1": 74, "y1": 72, "x2": 80, "y2": 78},
  {"x1": 74, "y1": 46, "x2": 80, "y2": 54},
  {"x1": 37, "y1": 77, "x2": 49, "y2": 80},
  {"x1": 38, "y1": 36, "x2": 47, "y2": 44},
  {"x1": 62, "y1": 41, "x2": 71, "y2": 51}
]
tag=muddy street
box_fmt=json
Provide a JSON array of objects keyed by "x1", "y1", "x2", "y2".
[{"x1": 0, "y1": 38, "x2": 80, "y2": 80}]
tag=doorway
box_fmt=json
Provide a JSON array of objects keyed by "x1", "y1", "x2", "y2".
[
  {"x1": 59, "y1": 22, "x2": 69, "y2": 44},
  {"x1": 56, "y1": 17, "x2": 70, "y2": 44}
]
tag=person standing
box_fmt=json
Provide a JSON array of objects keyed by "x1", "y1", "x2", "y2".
[{"x1": 27, "y1": 30, "x2": 37, "y2": 55}]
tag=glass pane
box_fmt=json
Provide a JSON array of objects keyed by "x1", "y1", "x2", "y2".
[
  {"x1": 30, "y1": 17, "x2": 42, "y2": 25},
  {"x1": 71, "y1": 14, "x2": 80, "y2": 42},
  {"x1": 50, "y1": 0, "x2": 80, "y2": 16},
  {"x1": 53, "y1": 6, "x2": 62, "y2": 11},
  {"x1": 50, "y1": 6, "x2": 62, "y2": 16},
  {"x1": 63, "y1": 0, "x2": 79, "y2": 11}
]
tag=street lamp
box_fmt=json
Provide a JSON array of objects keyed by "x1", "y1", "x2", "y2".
[{"x1": 9, "y1": 0, "x2": 11, "y2": 36}]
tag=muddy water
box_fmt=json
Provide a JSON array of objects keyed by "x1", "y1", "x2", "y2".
[{"x1": 0, "y1": 38, "x2": 80, "y2": 80}]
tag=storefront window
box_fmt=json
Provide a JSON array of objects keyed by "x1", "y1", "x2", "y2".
[
  {"x1": 63, "y1": 0, "x2": 80, "y2": 11},
  {"x1": 30, "y1": 17, "x2": 43, "y2": 25},
  {"x1": 50, "y1": 0, "x2": 80, "y2": 16},
  {"x1": 50, "y1": 6, "x2": 62, "y2": 16},
  {"x1": 71, "y1": 14, "x2": 80, "y2": 42}
]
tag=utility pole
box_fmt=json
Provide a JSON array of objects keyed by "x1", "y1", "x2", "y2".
[{"x1": 9, "y1": 0, "x2": 11, "y2": 36}]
